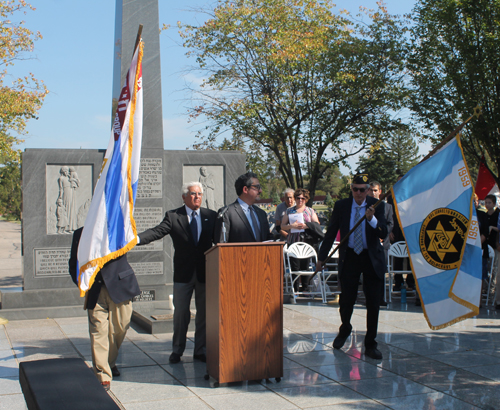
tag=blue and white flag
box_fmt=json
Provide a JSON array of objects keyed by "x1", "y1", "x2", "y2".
[
  {"x1": 76, "y1": 41, "x2": 144, "y2": 296},
  {"x1": 392, "y1": 136, "x2": 482, "y2": 329}
]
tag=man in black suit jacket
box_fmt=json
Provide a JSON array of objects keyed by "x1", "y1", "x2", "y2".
[
  {"x1": 138, "y1": 182, "x2": 217, "y2": 364},
  {"x1": 69, "y1": 227, "x2": 141, "y2": 390},
  {"x1": 215, "y1": 172, "x2": 273, "y2": 243},
  {"x1": 317, "y1": 174, "x2": 387, "y2": 360}
]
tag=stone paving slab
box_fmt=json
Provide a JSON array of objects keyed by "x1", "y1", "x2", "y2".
[{"x1": 0, "y1": 303, "x2": 499, "y2": 410}]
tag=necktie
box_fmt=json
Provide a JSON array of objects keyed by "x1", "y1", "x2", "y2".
[
  {"x1": 190, "y1": 211, "x2": 198, "y2": 245},
  {"x1": 249, "y1": 207, "x2": 260, "y2": 241},
  {"x1": 353, "y1": 206, "x2": 363, "y2": 254}
]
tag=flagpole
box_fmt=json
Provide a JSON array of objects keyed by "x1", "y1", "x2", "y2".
[
  {"x1": 309, "y1": 106, "x2": 482, "y2": 281},
  {"x1": 134, "y1": 25, "x2": 143, "y2": 53}
]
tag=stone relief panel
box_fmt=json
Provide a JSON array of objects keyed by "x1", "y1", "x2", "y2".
[
  {"x1": 46, "y1": 165, "x2": 93, "y2": 235},
  {"x1": 183, "y1": 165, "x2": 225, "y2": 211}
]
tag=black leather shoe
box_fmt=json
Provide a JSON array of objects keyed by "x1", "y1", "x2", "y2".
[
  {"x1": 365, "y1": 347, "x2": 383, "y2": 360},
  {"x1": 169, "y1": 352, "x2": 181, "y2": 363},
  {"x1": 193, "y1": 353, "x2": 206, "y2": 363},
  {"x1": 333, "y1": 334, "x2": 348, "y2": 349},
  {"x1": 111, "y1": 366, "x2": 120, "y2": 377}
]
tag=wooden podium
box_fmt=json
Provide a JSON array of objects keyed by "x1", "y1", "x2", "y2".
[{"x1": 205, "y1": 242, "x2": 284, "y2": 384}]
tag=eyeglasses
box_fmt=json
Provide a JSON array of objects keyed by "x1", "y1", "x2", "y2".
[
  {"x1": 295, "y1": 197, "x2": 306, "y2": 201},
  {"x1": 189, "y1": 192, "x2": 203, "y2": 197},
  {"x1": 249, "y1": 184, "x2": 262, "y2": 191},
  {"x1": 352, "y1": 187, "x2": 367, "y2": 193}
]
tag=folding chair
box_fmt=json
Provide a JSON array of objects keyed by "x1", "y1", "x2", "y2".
[
  {"x1": 387, "y1": 241, "x2": 413, "y2": 302},
  {"x1": 282, "y1": 243, "x2": 294, "y2": 296},
  {"x1": 322, "y1": 241, "x2": 341, "y2": 303},
  {"x1": 286, "y1": 242, "x2": 323, "y2": 303}
]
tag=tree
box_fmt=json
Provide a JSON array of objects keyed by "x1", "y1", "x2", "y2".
[
  {"x1": 409, "y1": 0, "x2": 500, "y2": 184},
  {"x1": 0, "y1": 1, "x2": 47, "y2": 160},
  {"x1": 356, "y1": 130, "x2": 420, "y2": 191},
  {"x1": 182, "y1": 0, "x2": 410, "y2": 204},
  {"x1": 0, "y1": 159, "x2": 21, "y2": 220},
  {"x1": 315, "y1": 164, "x2": 344, "y2": 198}
]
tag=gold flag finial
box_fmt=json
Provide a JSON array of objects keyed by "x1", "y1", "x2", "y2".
[{"x1": 473, "y1": 105, "x2": 482, "y2": 119}]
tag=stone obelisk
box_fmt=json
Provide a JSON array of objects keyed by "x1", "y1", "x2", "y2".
[{"x1": 113, "y1": 0, "x2": 167, "y2": 302}]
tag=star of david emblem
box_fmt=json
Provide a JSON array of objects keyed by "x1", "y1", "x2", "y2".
[
  {"x1": 426, "y1": 221, "x2": 458, "y2": 261},
  {"x1": 419, "y1": 208, "x2": 468, "y2": 270}
]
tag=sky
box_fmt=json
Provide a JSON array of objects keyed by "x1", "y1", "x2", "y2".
[{"x1": 12, "y1": 0, "x2": 420, "y2": 172}]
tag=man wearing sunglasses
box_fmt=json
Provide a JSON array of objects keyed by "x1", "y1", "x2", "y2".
[
  {"x1": 215, "y1": 171, "x2": 273, "y2": 243},
  {"x1": 316, "y1": 174, "x2": 387, "y2": 360}
]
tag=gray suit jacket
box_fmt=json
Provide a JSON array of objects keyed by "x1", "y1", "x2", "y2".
[
  {"x1": 383, "y1": 201, "x2": 394, "y2": 251},
  {"x1": 215, "y1": 200, "x2": 273, "y2": 243}
]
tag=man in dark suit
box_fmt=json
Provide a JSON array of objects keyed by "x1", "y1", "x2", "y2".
[
  {"x1": 316, "y1": 174, "x2": 387, "y2": 360},
  {"x1": 69, "y1": 227, "x2": 141, "y2": 391},
  {"x1": 215, "y1": 171, "x2": 273, "y2": 243},
  {"x1": 137, "y1": 182, "x2": 217, "y2": 364},
  {"x1": 369, "y1": 181, "x2": 393, "y2": 307}
]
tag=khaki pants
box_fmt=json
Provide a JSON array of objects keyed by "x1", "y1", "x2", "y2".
[{"x1": 87, "y1": 285, "x2": 133, "y2": 382}]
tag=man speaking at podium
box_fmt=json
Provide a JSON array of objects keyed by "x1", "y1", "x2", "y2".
[{"x1": 215, "y1": 172, "x2": 273, "y2": 243}]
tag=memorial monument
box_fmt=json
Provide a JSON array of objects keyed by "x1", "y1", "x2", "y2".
[{"x1": 0, "y1": 0, "x2": 245, "y2": 320}]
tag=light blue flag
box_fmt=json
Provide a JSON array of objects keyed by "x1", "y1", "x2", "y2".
[{"x1": 392, "y1": 136, "x2": 482, "y2": 329}]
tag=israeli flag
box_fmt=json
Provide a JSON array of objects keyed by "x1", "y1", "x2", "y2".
[
  {"x1": 76, "y1": 41, "x2": 143, "y2": 296},
  {"x1": 392, "y1": 136, "x2": 482, "y2": 329}
]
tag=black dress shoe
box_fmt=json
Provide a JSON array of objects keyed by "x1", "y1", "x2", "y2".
[
  {"x1": 169, "y1": 352, "x2": 181, "y2": 363},
  {"x1": 333, "y1": 334, "x2": 348, "y2": 349},
  {"x1": 193, "y1": 353, "x2": 206, "y2": 362},
  {"x1": 111, "y1": 366, "x2": 120, "y2": 377},
  {"x1": 365, "y1": 347, "x2": 383, "y2": 360}
]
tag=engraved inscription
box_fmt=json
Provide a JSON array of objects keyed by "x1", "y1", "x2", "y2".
[
  {"x1": 137, "y1": 158, "x2": 162, "y2": 198},
  {"x1": 129, "y1": 262, "x2": 163, "y2": 276},
  {"x1": 34, "y1": 248, "x2": 72, "y2": 277},
  {"x1": 133, "y1": 289, "x2": 156, "y2": 302},
  {"x1": 131, "y1": 207, "x2": 164, "y2": 251}
]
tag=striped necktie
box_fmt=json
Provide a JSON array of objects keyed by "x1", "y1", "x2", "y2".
[{"x1": 353, "y1": 206, "x2": 363, "y2": 254}]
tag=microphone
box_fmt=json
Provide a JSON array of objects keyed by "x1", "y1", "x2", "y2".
[
  {"x1": 218, "y1": 206, "x2": 228, "y2": 219},
  {"x1": 217, "y1": 206, "x2": 228, "y2": 243}
]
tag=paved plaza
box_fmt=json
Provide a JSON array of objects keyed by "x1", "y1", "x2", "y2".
[{"x1": 1, "y1": 220, "x2": 500, "y2": 409}]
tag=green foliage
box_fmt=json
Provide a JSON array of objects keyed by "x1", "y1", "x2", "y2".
[
  {"x1": 409, "y1": 0, "x2": 500, "y2": 183},
  {"x1": 271, "y1": 190, "x2": 281, "y2": 205},
  {"x1": 356, "y1": 130, "x2": 420, "y2": 191},
  {"x1": 0, "y1": 1, "x2": 47, "y2": 161},
  {"x1": 0, "y1": 159, "x2": 21, "y2": 220},
  {"x1": 183, "y1": 0, "x2": 410, "y2": 201},
  {"x1": 315, "y1": 165, "x2": 344, "y2": 198}
]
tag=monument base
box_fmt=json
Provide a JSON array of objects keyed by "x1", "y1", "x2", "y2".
[
  {"x1": 132, "y1": 300, "x2": 197, "y2": 334},
  {"x1": 0, "y1": 284, "x2": 170, "y2": 321}
]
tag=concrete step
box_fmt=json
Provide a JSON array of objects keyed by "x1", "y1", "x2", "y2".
[{"x1": 0, "y1": 305, "x2": 87, "y2": 321}]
